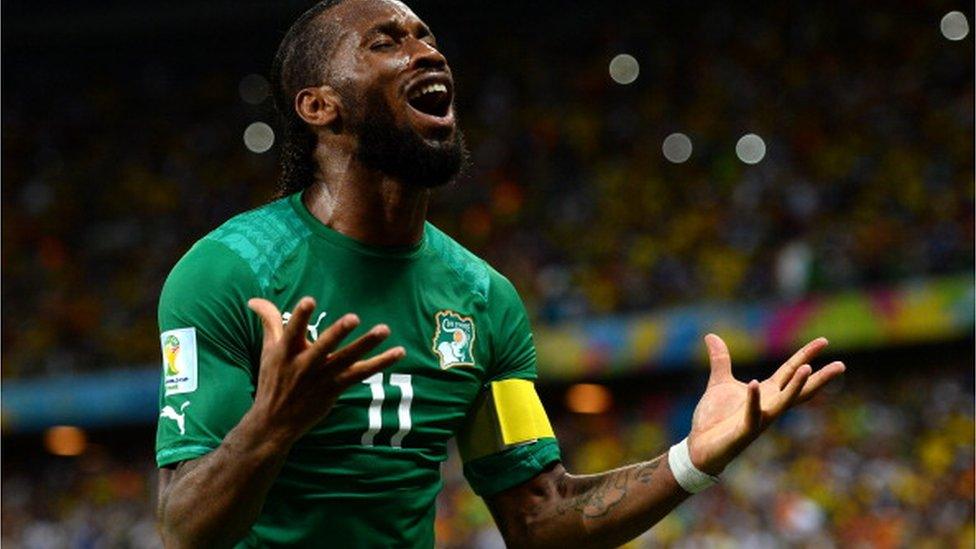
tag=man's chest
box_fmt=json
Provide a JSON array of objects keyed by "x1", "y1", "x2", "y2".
[{"x1": 268, "y1": 259, "x2": 492, "y2": 454}]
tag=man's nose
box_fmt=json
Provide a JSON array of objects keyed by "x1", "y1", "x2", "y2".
[{"x1": 407, "y1": 38, "x2": 447, "y2": 71}]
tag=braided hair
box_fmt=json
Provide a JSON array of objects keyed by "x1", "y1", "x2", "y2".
[{"x1": 271, "y1": 0, "x2": 348, "y2": 197}]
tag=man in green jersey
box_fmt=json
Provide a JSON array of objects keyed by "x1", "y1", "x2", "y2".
[{"x1": 155, "y1": 0, "x2": 846, "y2": 547}]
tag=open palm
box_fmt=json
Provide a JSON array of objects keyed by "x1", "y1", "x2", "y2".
[{"x1": 687, "y1": 334, "x2": 846, "y2": 475}]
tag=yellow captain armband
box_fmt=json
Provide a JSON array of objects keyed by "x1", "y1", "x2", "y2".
[{"x1": 458, "y1": 379, "x2": 555, "y2": 462}]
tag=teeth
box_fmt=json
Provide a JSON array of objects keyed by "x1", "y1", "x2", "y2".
[{"x1": 409, "y1": 82, "x2": 448, "y2": 100}]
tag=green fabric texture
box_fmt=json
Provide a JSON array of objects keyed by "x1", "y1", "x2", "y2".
[
  {"x1": 155, "y1": 192, "x2": 560, "y2": 548},
  {"x1": 462, "y1": 438, "x2": 562, "y2": 496},
  {"x1": 205, "y1": 196, "x2": 312, "y2": 292}
]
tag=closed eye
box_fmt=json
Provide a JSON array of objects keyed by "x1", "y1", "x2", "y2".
[
  {"x1": 370, "y1": 39, "x2": 395, "y2": 51},
  {"x1": 364, "y1": 19, "x2": 437, "y2": 51},
  {"x1": 416, "y1": 26, "x2": 437, "y2": 48}
]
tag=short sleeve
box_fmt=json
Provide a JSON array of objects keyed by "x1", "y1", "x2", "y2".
[
  {"x1": 463, "y1": 439, "x2": 561, "y2": 497},
  {"x1": 485, "y1": 271, "x2": 538, "y2": 382},
  {"x1": 155, "y1": 239, "x2": 262, "y2": 468},
  {"x1": 460, "y1": 270, "x2": 561, "y2": 497}
]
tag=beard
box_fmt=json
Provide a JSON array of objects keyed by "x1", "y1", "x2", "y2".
[{"x1": 345, "y1": 85, "x2": 469, "y2": 189}]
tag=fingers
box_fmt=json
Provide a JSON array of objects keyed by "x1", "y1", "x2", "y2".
[
  {"x1": 771, "y1": 337, "x2": 828, "y2": 389},
  {"x1": 305, "y1": 313, "x2": 361, "y2": 360},
  {"x1": 324, "y1": 324, "x2": 392, "y2": 370},
  {"x1": 743, "y1": 380, "x2": 762, "y2": 432},
  {"x1": 705, "y1": 334, "x2": 734, "y2": 387},
  {"x1": 335, "y1": 347, "x2": 406, "y2": 385},
  {"x1": 797, "y1": 361, "x2": 846, "y2": 403},
  {"x1": 283, "y1": 297, "x2": 317, "y2": 351},
  {"x1": 769, "y1": 364, "x2": 811, "y2": 415},
  {"x1": 248, "y1": 298, "x2": 284, "y2": 345}
]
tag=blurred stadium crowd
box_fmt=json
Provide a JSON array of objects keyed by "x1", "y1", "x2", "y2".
[
  {"x1": 2, "y1": 1, "x2": 973, "y2": 546},
  {"x1": 2, "y1": 1, "x2": 972, "y2": 377},
  {"x1": 3, "y1": 367, "x2": 972, "y2": 548}
]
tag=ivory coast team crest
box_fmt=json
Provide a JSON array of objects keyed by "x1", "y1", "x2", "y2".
[{"x1": 432, "y1": 310, "x2": 476, "y2": 369}]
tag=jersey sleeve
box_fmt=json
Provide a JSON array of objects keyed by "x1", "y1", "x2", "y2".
[
  {"x1": 155, "y1": 238, "x2": 263, "y2": 468},
  {"x1": 459, "y1": 271, "x2": 561, "y2": 497}
]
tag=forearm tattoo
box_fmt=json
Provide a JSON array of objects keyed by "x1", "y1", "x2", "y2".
[
  {"x1": 635, "y1": 457, "x2": 661, "y2": 484},
  {"x1": 556, "y1": 456, "x2": 664, "y2": 519}
]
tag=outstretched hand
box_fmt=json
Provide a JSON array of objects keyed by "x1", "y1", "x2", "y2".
[
  {"x1": 246, "y1": 297, "x2": 406, "y2": 443},
  {"x1": 687, "y1": 334, "x2": 845, "y2": 475}
]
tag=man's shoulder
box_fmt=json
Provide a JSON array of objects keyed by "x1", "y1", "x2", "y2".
[
  {"x1": 186, "y1": 195, "x2": 310, "y2": 290},
  {"x1": 423, "y1": 222, "x2": 512, "y2": 303},
  {"x1": 205, "y1": 195, "x2": 309, "y2": 259}
]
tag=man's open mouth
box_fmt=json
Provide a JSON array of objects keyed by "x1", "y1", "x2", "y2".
[{"x1": 406, "y1": 80, "x2": 452, "y2": 118}]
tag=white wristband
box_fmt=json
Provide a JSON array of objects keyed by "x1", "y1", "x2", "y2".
[{"x1": 668, "y1": 438, "x2": 719, "y2": 494}]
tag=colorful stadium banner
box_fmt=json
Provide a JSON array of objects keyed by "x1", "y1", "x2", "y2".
[{"x1": 533, "y1": 274, "x2": 975, "y2": 379}]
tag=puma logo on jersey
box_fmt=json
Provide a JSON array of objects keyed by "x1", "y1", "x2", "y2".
[
  {"x1": 282, "y1": 310, "x2": 328, "y2": 341},
  {"x1": 160, "y1": 402, "x2": 191, "y2": 435}
]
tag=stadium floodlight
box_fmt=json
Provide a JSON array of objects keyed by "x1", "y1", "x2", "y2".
[
  {"x1": 940, "y1": 11, "x2": 970, "y2": 41},
  {"x1": 44, "y1": 426, "x2": 87, "y2": 456},
  {"x1": 243, "y1": 122, "x2": 275, "y2": 153},
  {"x1": 662, "y1": 132, "x2": 693, "y2": 163},
  {"x1": 609, "y1": 54, "x2": 640, "y2": 85},
  {"x1": 735, "y1": 133, "x2": 766, "y2": 164},
  {"x1": 565, "y1": 383, "x2": 613, "y2": 414}
]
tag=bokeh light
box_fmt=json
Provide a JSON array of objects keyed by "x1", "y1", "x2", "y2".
[
  {"x1": 243, "y1": 122, "x2": 275, "y2": 153},
  {"x1": 43, "y1": 426, "x2": 87, "y2": 456},
  {"x1": 239, "y1": 73, "x2": 271, "y2": 105},
  {"x1": 940, "y1": 11, "x2": 970, "y2": 41},
  {"x1": 735, "y1": 133, "x2": 766, "y2": 164},
  {"x1": 609, "y1": 54, "x2": 639, "y2": 85},
  {"x1": 565, "y1": 383, "x2": 613, "y2": 414},
  {"x1": 662, "y1": 132, "x2": 693, "y2": 163}
]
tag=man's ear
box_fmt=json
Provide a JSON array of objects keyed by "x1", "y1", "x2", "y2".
[{"x1": 295, "y1": 85, "x2": 342, "y2": 129}]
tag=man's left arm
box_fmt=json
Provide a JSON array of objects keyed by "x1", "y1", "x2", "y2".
[
  {"x1": 485, "y1": 335, "x2": 845, "y2": 549},
  {"x1": 486, "y1": 454, "x2": 685, "y2": 548}
]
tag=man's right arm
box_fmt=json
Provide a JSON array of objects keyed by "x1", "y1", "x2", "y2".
[
  {"x1": 156, "y1": 298, "x2": 405, "y2": 548},
  {"x1": 157, "y1": 408, "x2": 296, "y2": 548}
]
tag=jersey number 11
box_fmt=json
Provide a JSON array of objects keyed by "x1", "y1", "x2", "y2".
[{"x1": 360, "y1": 373, "x2": 413, "y2": 448}]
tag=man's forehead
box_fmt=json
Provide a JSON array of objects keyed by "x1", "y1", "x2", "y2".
[{"x1": 327, "y1": 0, "x2": 421, "y2": 30}]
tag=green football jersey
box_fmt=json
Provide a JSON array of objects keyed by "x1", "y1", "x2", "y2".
[{"x1": 155, "y1": 192, "x2": 561, "y2": 548}]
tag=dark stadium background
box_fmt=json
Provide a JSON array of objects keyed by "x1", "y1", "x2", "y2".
[{"x1": 2, "y1": 1, "x2": 973, "y2": 547}]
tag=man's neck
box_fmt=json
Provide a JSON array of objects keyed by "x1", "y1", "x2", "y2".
[{"x1": 302, "y1": 146, "x2": 430, "y2": 248}]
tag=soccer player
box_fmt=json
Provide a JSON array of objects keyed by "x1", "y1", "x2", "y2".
[{"x1": 154, "y1": 0, "x2": 846, "y2": 547}]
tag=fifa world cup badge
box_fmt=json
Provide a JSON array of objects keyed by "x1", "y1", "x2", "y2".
[
  {"x1": 160, "y1": 327, "x2": 198, "y2": 395},
  {"x1": 432, "y1": 310, "x2": 476, "y2": 369}
]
